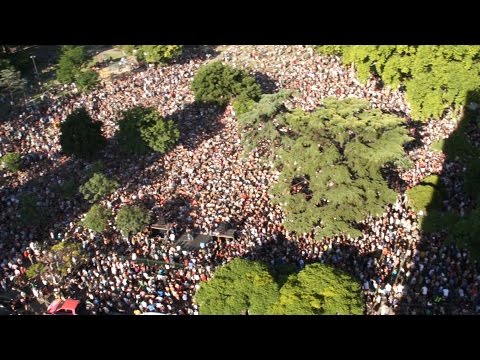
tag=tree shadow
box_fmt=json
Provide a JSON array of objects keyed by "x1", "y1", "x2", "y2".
[
  {"x1": 394, "y1": 90, "x2": 480, "y2": 314},
  {"x1": 174, "y1": 45, "x2": 220, "y2": 65},
  {"x1": 252, "y1": 71, "x2": 278, "y2": 94}
]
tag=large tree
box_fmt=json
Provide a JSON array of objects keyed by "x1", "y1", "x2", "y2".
[
  {"x1": 56, "y1": 45, "x2": 89, "y2": 84},
  {"x1": 239, "y1": 94, "x2": 412, "y2": 238},
  {"x1": 316, "y1": 45, "x2": 480, "y2": 120},
  {"x1": 271, "y1": 263, "x2": 364, "y2": 315},
  {"x1": 115, "y1": 205, "x2": 151, "y2": 236},
  {"x1": 192, "y1": 61, "x2": 262, "y2": 107},
  {"x1": 59, "y1": 107, "x2": 106, "y2": 159},
  {"x1": 79, "y1": 172, "x2": 119, "y2": 203},
  {"x1": 117, "y1": 106, "x2": 179, "y2": 155},
  {"x1": 195, "y1": 258, "x2": 279, "y2": 315}
]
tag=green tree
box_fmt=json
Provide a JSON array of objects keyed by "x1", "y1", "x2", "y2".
[
  {"x1": 239, "y1": 95, "x2": 412, "y2": 238},
  {"x1": 59, "y1": 107, "x2": 106, "y2": 159},
  {"x1": 83, "y1": 204, "x2": 110, "y2": 233},
  {"x1": 118, "y1": 106, "x2": 179, "y2": 154},
  {"x1": 137, "y1": 45, "x2": 183, "y2": 64},
  {"x1": 0, "y1": 68, "x2": 26, "y2": 102},
  {"x1": 316, "y1": 45, "x2": 480, "y2": 120},
  {"x1": 1, "y1": 152, "x2": 22, "y2": 172},
  {"x1": 56, "y1": 45, "x2": 89, "y2": 84},
  {"x1": 76, "y1": 69, "x2": 99, "y2": 92},
  {"x1": 79, "y1": 172, "x2": 119, "y2": 203},
  {"x1": 140, "y1": 117, "x2": 179, "y2": 154},
  {"x1": 192, "y1": 61, "x2": 262, "y2": 107},
  {"x1": 195, "y1": 258, "x2": 279, "y2": 315},
  {"x1": 115, "y1": 205, "x2": 151, "y2": 236},
  {"x1": 271, "y1": 263, "x2": 364, "y2": 315}
]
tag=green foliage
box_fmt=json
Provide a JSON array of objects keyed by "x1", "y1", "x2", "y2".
[
  {"x1": 195, "y1": 258, "x2": 279, "y2": 315},
  {"x1": 140, "y1": 117, "x2": 179, "y2": 154},
  {"x1": 137, "y1": 45, "x2": 183, "y2": 64},
  {"x1": 52, "y1": 179, "x2": 78, "y2": 199},
  {"x1": 407, "y1": 175, "x2": 441, "y2": 213},
  {"x1": 271, "y1": 263, "x2": 364, "y2": 315},
  {"x1": 0, "y1": 58, "x2": 12, "y2": 71},
  {"x1": 79, "y1": 172, "x2": 119, "y2": 203},
  {"x1": 240, "y1": 95, "x2": 412, "y2": 238},
  {"x1": 119, "y1": 45, "x2": 136, "y2": 55},
  {"x1": 59, "y1": 107, "x2": 106, "y2": 159},
  {"x1": 421, "y1": 210, "x2": 459, "y2": 234},
  {"x1": 75, "y1": 69, "x2": 99, "y2": 92},
  {"x1": 50, "y1": 242, "x2": 87, "y2": 277},
  {"x1": 115, "y1": 205, "x2": 151, "y2": 236},
  {"x1": 393, "y1": 156, "x2": 414, "y2": 171},
  {"x1": 26, "y1": 263, "x2": 47, "y2": 280},
  {"x1": 448, "y1": 208, "x2": 480, "y2": 258},
  {"x1": 315, "y1": 45, "x2": 480, "y2": 120},
  {"x1": 192, "y1": 61, "x2": 262, "y2": 107},
  {"x1": 56, "y1": 45, "x2": 89, "y2": 84},
  {"x1": 19, "y1": 193, "x2": 45, "y2": 226},
  {"x1": 118, "y1": 106, "x2": 179, "y2": 154},
  {"x1": 83, "y1": 204, "x2": 110, "y2": 233},
  {"x1": 0, "y1": 68, "x2": 26, "y2": 101},
  {"x1": 232, "y1": 93, "x2": 256, "y2": 116},
  {"x1": 1, "y1": 152, "x2": 22, "y2": 172},
  {"x1": 431, "y1": 139, "x2": 445, "y2": 152}
]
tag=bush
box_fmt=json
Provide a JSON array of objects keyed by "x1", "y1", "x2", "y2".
[
  {"x1": 83, "y1": 204, "x2": 110, "y2": 233},
  {"x1": 59, "y1": 107, "x2": 106, "y2": 159},
  {"x1": 115, "y1": 205, "x2": 151, "y2": 236},
  {"x1": 192, "y1": 61, "x2": 262, "y2": 107},
  {"x1": 79, "y1": 172, "x2": 119, "y2": 203},
  {"x1": 1, "y1": 152, "x2": 21, "y2": 172}
]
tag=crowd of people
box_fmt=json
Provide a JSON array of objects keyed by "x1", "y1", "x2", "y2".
[{"x1": 0, "y1": 45, "x2": 479, "y2": 315}]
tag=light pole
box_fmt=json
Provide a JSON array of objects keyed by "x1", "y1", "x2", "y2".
[{"x1": 30, "y1": 55, "x2": 39, "y2": 78}]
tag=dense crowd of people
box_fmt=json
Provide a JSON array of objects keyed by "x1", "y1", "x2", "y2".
[{"x1": 0, "y1": 45, "x2": 479, "y2": 315}]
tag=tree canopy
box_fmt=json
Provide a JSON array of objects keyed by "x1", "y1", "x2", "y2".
[
  {"x1": 195, "y1": 258, "x2": 279, "y2": 315},
  {"x1": 238, "y1": 93, "x2": 412, "y2": 238},
  {"x1": 117, "y1": 106, "x2": 179, "y2": 155},
  {"x1": 59, "y1": 107, "x2": 106, "y2": 159},
  {"x1": 271, "y1": 263, "x2": 364, "y2": 315},
  {"x1": 115, "y1": 205, "x2": 151, "y2": 236},
  {"x1": 315, "y1": 45, "x2": 480, "y2": 120},
  {"x1": 192, "y1": 61, "x2": 262, "y2": 107},
  {"x1": 56, "y1": 45, "x2": 90, "y2": 84},
  {"x1": 79, "y1": 172, "x2": 119, "y2": 203},
  {"x1": 83, "y1": 204, "x2": 110, "y2": 233},
  {"x1": 196, "y1": 259, "x2": 364, "y2": 315},
  {"x1": 137, "y1": 45, "x2": 183, "y2": 64}
]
